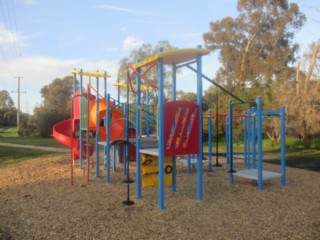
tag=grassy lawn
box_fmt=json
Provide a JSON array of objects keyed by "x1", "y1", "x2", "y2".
[
  {"x1": 1, "y1": 126, "x2": 319, "y2": 171},
  {"x1": 204, "y1": 138, "x2": 320, "y2": 171},
  {"x1": 0, "y1": 146, "x2": 59, "y2": 168},
  {"x1": 0, "y1": 127, "x2": 68, "y2": 168}
]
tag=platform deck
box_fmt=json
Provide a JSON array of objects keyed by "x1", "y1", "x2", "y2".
[{"x1": 233, "y1": 169, "x2": 281, "y2": 181}]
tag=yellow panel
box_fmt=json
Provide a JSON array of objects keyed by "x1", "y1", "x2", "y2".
[
  {"x1": 141, "y1": 154, "x2": 157, "y2": 165},
  {"x1": 142, "y1": 163, "x2": 173, "y2": 175},
  {"x1": 142, "y1": 165, "x2": 158, "y2": 175},
  {"x1": 131, "y1": 48, "x2": 210, "y2": 69},
  {"x1": 142, "y1": 174, "x2": 172, "y2": 188},
  {"x1": 71, "y1": 69, "x2": 111, "y2": 78},
  {"x1": 141, "y1": 154, "x2": 172, "y2": 165},
  {"x1": 113, "y1": 83, "x2": 153, "y2": 91}
]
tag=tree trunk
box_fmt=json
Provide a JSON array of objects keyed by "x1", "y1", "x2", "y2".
[{"x1": 303, "y1": 41, "x2": 320, "y2": 93}]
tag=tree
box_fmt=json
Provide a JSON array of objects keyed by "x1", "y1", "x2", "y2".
[
  {"x1": 203, "y1": 0, "x2": 306, "y2": 91},
  {"x1": 0, "y1": 90, "x2": 14, "y2": 109},
  {"x1": 117, "y1": 40, "x2": 177, "y2": 105},
  {"x1": 34, "y1": 76, "x2": 73, "y2": 137},
  {"x1": 40, "y1": 76, "x2": 74, "y2": 113},
  {"x1": 0, "y1": 90, "x2": 16, "y2": 126},
  {"x1": 276, "y1": 40, "x2": 320, "y2": 140}
]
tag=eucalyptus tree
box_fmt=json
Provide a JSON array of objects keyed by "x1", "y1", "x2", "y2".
[{"x1": 203, "y1": 0, "x2": 306, "y2": 93}]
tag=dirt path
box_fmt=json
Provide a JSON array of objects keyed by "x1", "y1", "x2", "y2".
[{"x1": 0, "y1": 142, "x2": 68, "y2": 153}]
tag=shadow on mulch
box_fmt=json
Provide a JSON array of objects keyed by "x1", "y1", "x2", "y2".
[
  {"x1": 265, "y1": 157, "x2": 320, "y2": 172},
  {"x1": 0, "y1": 226, "x2": 13, "y2": 240}
]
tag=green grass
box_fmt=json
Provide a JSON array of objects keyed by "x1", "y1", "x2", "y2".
[
  {"x1": 0, "y1": 127, "x2": 19, "y2": 137},
  {"x1": 0, "y1": 146, "x2": 58, "y2": 168},
  {"x1": 1, "y1": 125, "x2": 320, "y2": 170},
  {"x1": 0, "y1": 136, "x2": 67, "y2": 148},
  {"x1": 204, "y1": 137, "x2": 320, "y2": 159},
  {"x1": 0, "y1": 126, "x2": 68, "y2": 168}
]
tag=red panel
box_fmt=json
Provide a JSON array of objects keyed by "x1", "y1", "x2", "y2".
[{"x1": 164, "y1": 101, "x2": 199, "y2": 156}]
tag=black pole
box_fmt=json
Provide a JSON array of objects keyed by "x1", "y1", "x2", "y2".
[{"x1": 122, "y1": 71, "x2": 134, "y2": 206}]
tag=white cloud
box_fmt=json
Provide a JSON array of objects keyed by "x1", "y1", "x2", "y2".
[
  {"x1": 0, "y1": 23, "x2": 25, "y2": 46},
  {"x1": 94, "y1": 4, "x2": 160, "y2": 16},
  {"x1": 0, "y1": 56, "x2": 119, "y2": 113},
  {"x1": 122, "y1": 36, "x2": 143, "y2": 51}
]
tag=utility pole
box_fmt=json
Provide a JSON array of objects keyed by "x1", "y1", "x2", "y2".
[{"x1": 12, "y1": 76, "x2": 26, "y2": 130}]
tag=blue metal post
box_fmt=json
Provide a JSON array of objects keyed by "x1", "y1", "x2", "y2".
[
  {"x1": 135, "y1": 59, "x2": 142, "y2": 199},
  {"x1": 117, "y1": 84, "x2": 121, "y2": 164},
  {"x1": 225, "y1": 117, "x2": 229, "y2": 165},
  {"x1": 103, "y1": 75, "x2": 107, "y2": 169},
  {"x1": 158, "y1": 48, "x2": 165, "y2": 209},
  {"x1": 79, "y1": 69, "x2": 83, "y2": 169},
  {"x1": 196, "y1": 45, "x2": 203, "y2": 201},
  {"x1": 256, "y1": 96, "x2": 263, "y2": 190},
  {"x1": 280, "y1": 106, "x2": 286, "y2": 186},
  {"x1": 228, "y1": 100, "x2": 234, "y2": 184},
  {"x1": 106, "y1": 94, "x2": 111, "y2": 183},
  {"x1": 252, "y1": 107, "x2": 257, "y2": 169},
  {"x1": 95, "y1": 72, "x2": 100, "y2": 177},
  {"x1": 208, "y1": 110, "x2": 213, "y2": 172},
  {"x1": 123, "y1": 103, "x2": 128, "y2": 174},
  {"x1": 172, "y1": 63, "x2": 177, "y2": 192},
  {"x1": 247, "y1": 110, "x2": 251, "y2": 168},
  {"x1": 243, "y1": 111, "x2": 248, "y2": 167},
  {"x1": 146, "y1": 85, "x2": 150, "y2": 137}
]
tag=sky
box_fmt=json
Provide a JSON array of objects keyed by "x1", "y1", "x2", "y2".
[{"x1": 0, "y1": 0, "x2": 319, "y2": 114}]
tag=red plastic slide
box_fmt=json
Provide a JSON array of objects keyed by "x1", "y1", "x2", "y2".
[
  {"x1": 53, "y1": 99, "x2": 124, "y2": 160},
  {"x1": 53, "y1": 119, "x2": 93, "y2": 159}
]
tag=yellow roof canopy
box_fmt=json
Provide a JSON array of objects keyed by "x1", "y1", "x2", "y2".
[
  {"x1": 131, "y1": 48, "x2": 210, "y2": 69},
  {"x1": 71, "y1": 69, "x2": 111, "y2": 78}
]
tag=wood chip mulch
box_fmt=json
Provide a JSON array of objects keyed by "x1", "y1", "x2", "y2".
[{"x1": 0, "y1": 154, "x2": 319, "y2": 239}]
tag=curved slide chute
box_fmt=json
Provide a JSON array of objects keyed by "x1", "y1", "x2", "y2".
[
  {"x1": 53, "y1": 98, "x2": 124, "y2": 160},
  {"x1": 53, "y1": 119, "x2": 93, "y2": 159},
  {"x1": 89, "y1": 99, "x2": 124, "y2": 142}
]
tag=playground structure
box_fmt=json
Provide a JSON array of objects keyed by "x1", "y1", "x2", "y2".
[
  {"x1": 52, "y1": 46, "x2": 287, "y2": 210},
  {"x1": 53, "y1": 70, "x2": 125, "y2": 184}
]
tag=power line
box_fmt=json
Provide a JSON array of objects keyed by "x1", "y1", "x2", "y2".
[{"x1": 0, "y1": 0, "x2": 23, "y2": 75}]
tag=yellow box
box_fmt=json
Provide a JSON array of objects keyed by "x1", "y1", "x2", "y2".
[
  {"x1": 142, "y1": 163, "x2": 173, "y2": 175},
  {"x1": 141, "y1": 154, "x2": 172, "y2": 165},
  {"x1": 141, "y1": 154, "x2": 157, "y2": 165},
  {"x1": 142, "y1": 174, "x2": 172, "y2": 188}
]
